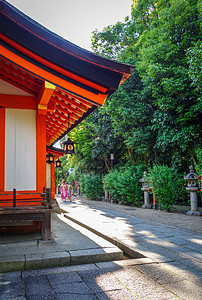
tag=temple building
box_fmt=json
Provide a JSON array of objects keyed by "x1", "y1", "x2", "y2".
[{"x1": 0, "y1": 0, "x2": 133, "y2": 237}]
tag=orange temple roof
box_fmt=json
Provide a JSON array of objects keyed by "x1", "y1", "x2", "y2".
[{"x1": 0, "y1": 0, "x2": 134, "y2": 146}]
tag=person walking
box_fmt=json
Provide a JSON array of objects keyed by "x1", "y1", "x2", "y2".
[
  {"x1": 60, "y1": 180, "x2": 67, "y2": 201},
  {"x1": 67, "y1": 182, "x2": 72, "y2": 201}
]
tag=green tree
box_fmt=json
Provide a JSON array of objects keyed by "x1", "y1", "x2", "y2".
[
  {"x1": 105, "y1": 69, "x2": 156, "y2": 165},
  {"x1": 146, "y1": 164, "x2": 185, "y2": 211},
  {"x1": 79, "y1": 173, "x2": 103, "y2": 201},
  {"x1": 68, "y1": 108, "x2": 125, "y2": 174},
  {"x1": 187, "y1": 41, "x2": 202, "y2": 93},
  {"x1": 103, "y1": 164, "x2": 145, "y2": 206},
  {"x1": 91, "y1": 0, "x2": 202, "y2": 170}
]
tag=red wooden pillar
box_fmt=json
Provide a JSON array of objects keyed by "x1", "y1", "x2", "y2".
[
  {"x1": 36, "y1": 112, "x2": 46, "y2": 192},
  {"x1": 0, "y1": 108, "x2": 5, "y2": 192}
]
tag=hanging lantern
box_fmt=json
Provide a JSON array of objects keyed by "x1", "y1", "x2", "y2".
[
  {"x1": 46, "y1": 152, "x2": 54, "y2": 164},
  {"x1": 62, "y1": 137, "x2": 75, "y2": 155},
  {"x1": 55, "y1": 159, "x2": 62, "y2": 168}
]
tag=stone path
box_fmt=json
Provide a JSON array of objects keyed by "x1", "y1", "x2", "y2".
[{"x1": 0, "y1": 196, "x2": 201, "y2": 299}]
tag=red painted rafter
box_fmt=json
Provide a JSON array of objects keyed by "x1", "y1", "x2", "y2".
[
  {"x1": 51, "y1": 96, "x2": 83, "y2": 117},
  {"x1": 47, "y1": 112, "x2": 73, "y2": 127},
  {"x1": 0, "y1": 68, "x2": 40, "y2": 94},
  {"x1": 57, "y1": 88, "x2": 93, "y2": 108},
  {"x1": 53, "y1": 90, "x2": 89, "y2": 112},
  {"x1": 0, "y1": 74, "x2": 37, "y2": 96},
  {"x1": 46, "y1": 127, "x2": 56, "y2": 136},
  {"x1": 0, "y1": 33, "x2": 108, "y2": 94},
  {"x1": 0, "y1": 59, "x2": 41, "y2": 87},
  {"x1": 46, "y1": 126, "x2": 58, "y2": 136},
  {"x1": 47, "y1": 121, "x2": 63, "y2": 133},
  {"x1": 53, "y1": 110, "x2": 75, "y2": 124},
  {"x1": 55, "y1": 105, "x2": 79, "y2": 121},
  {"x1": 46, "y1": 128, "x2": 62, "y2": 142},
  {"x1": 47, "y1": 118, "x2": 67, "y2": 131},
  {"x1": 47, "y1": 114, "x2": 71, "y2": 128},
  {"x1": 46, "y1": 124, "x2": 60, "y2": 135}
]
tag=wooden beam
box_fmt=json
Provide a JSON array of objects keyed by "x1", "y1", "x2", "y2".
[
  {"x1": 51, "y1": 163, "x2": 55, "y2": 199},
  {"x1": 53, "y1": 91, "x2": 89, "y2": 112},
  {"x1": 47, "y1": 100, "x2": 56, "y2": 112},
  {"x1": 47, "y1": 116, "x2": 68, "y2": 130},
  {"x1": 52, "y1": 110, "x2": 75, "y2": 124},
  {"x1": 0, "y1": 59, "x2": 41, "y2": 87},
  {"x1": 47, "y1": 112, "x2": 73, "y2": 127},
  {"x1": 36, "y1": 113, "x2": 46, "y2": 192},
  {"x1": 37, "y1": 81, "x2": 55, "y2": 115},
  {"x1": 0, "y1": 74, "x2": 38, "y2": 96},
  {"x1": 47, "y1": 120, "x2": 66, "y2": 132},
  {"x1": 51, "y1": 96, "x2": 83, "y2": 117},
  {"x1": 55, "y1": 105, "x2": 79, "y2": 121},
  {"x1": 0, "y1": 95, "x2": 37, "y2": 109},
  {"x1": 0, "y1": 68, "x2": 40, "y2": 93},
  {"x1": 38, "y1": 81, "x2": 55, "y2": 106}
]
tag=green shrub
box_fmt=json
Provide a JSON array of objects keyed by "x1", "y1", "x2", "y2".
[
  {"x1": 195, "y1": 148, "x2": 202, "y2": 175},
  {"x1": 79, "y1": 173, "x2": 103, "y2": 201},
  {"x1": 103, "y1": 165, "x2": 145, "y2": 206},
  {"x1": 103, "y1": 169, "x2": 123, "y2": 201},
  {"x1": 147, "y1": 165, "x2": 181, "y2": 211}
]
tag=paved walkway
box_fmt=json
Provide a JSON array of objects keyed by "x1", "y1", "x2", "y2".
[
  {"x1": 0, "y1": 196, "x2": 201, "y2": 299},
  {"x1": 0, "y1": 212, "x2": 121, "y2": 273}
]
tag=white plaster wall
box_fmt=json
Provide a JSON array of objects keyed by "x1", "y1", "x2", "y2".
[
  {"x1": 5, "y1": 109, "x2": 36, "y2": 191},
  {"x1": 46, "y1": 163, "x2": 51, "y2": 188}
]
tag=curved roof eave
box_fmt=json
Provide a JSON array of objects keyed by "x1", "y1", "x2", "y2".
[{"x1": 0, "y1": 0, "x2": 134, "y2": 90}]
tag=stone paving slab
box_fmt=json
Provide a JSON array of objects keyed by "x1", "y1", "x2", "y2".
[
  {"x1": 60, "y1": 198, "x2": 202, "y2": 263},
  {"x1": 25, "y1": 251, "x2": 71, "y2": 270},
  {"x1": 1, "y1": 258, "x2": 202, "y2": 299},
  {"x1": 158, "y1": 261, "x2": 202, "y2": 285},
  {"x1": 164, "y1": 280, "x2": 202, "y2": 300},
  {"x1": 56, "y1": 197, "x2": 202, "y2": 299},
  {"x1": 69, "y1": 247, "x2": 122, "y2": 265},
  {"x1": 0, "y1": 212, "x2": 122, "y2": 273},
  {"x1": 0, "y1": 255, "x2": 25, "y2": 273},
  {"x1": 0, "y1": 196, "x2": 202, "y2": 299},
  {"x1": 0, "y1": 271, "x2": 25, "y2": 300}
]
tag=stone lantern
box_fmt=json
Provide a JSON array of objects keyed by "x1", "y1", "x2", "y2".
[
  {"x1": 184, "y1": 165, "x2": 200, "y2": 215},
  {"x1": 140, "y1": 171, "x2": 151, "y2": 208}
]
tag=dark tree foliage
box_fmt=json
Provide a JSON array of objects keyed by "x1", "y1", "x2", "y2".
[
  {"x1": 66, "y1": 0, "x2": 201, "y2": 182},
  {"x1": 67, "y1": 108, "x2": 126, "y2": 175},
  {"x1": 90, "y1": 0, "x2": 202, "y2": 171}
]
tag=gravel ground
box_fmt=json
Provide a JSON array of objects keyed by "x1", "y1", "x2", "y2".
[{"x1": 76, "y1": 196, "x2": 202, "y2": 234}]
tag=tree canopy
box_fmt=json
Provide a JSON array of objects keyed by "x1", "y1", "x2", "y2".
[{"x1": 64, "y1": 0, "x2": 201, "y2": 180}]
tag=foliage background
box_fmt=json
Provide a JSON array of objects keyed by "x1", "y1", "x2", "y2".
[{"x1": 56, "y1": 0, "x2": 201, "y2": 208}]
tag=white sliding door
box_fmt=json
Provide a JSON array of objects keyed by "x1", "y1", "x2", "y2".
[
  {"x1": 46, "y1": 163, "x2": 51, "y2": 188},
  {"x1": 5, "y1": 108, "x2": 36, "y2": 191}
]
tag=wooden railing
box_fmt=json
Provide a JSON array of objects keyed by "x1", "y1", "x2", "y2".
[{"x1": 0, "y1": 187, "x2": 51, "y2": 208}]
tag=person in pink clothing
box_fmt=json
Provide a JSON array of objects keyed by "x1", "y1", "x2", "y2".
[
  {"x1": 67, "y1": 183, "x2": 72, "y2": 201},
  {"x1": 60, "y1": 180, "x2": 67, "y2": 201}
]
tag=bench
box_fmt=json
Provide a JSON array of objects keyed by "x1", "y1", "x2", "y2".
[{"x1": 0, "y1": 188, "x2": 52, "y2": 240}]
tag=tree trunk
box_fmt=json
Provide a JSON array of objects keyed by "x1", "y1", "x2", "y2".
[
  {"x1": 102, "y1": 155, "x2": 111, "y2": 172},
  {"x1": 127, "y1": 147, "x2": 135, "y2": 164}
]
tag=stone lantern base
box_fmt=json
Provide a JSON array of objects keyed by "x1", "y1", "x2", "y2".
[
  {"x1": 141, "y1": 203, "x2": 152, "y2": 209},
  {"x1": 186, "y1": 210, "x2": 201, "y2": 216}
]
